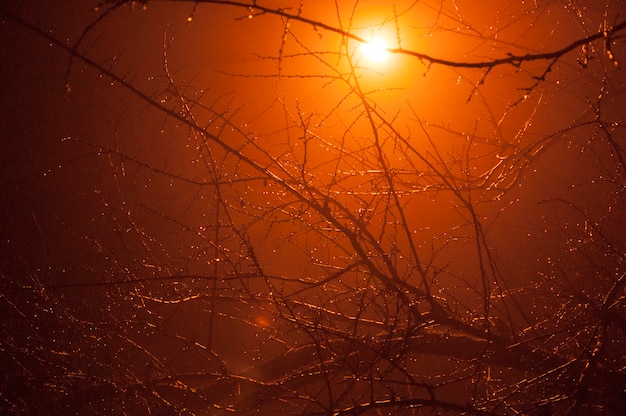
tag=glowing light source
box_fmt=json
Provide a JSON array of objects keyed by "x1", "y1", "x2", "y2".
[{"x1": 360, "y1": 36, "x2": 389, "y2": 63}]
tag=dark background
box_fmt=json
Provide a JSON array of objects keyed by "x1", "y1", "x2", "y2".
[{"x1": 1, "y1": 1, "x2": 625, "y2": 414}]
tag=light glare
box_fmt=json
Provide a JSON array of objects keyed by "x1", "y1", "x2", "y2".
[{"x1": 361, "y1": 36, "x2": 389, "y2": 62}]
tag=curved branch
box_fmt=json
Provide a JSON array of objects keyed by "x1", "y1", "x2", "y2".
[{"x1": 159, "y1": 0, "x2": 626, "y2": 69}]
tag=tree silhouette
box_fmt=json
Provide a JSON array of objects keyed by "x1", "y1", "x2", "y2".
[{"x1": 1, "y1": 1, "x2": 625, "y2": 415}]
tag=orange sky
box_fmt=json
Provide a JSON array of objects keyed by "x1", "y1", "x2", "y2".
[{"x1": 1, "y1": 1, "x2": 625, "y2": 413}]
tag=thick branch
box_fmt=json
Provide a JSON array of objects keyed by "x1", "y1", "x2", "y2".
[{"x1": 156, "y1": 0, "x2": 626, "y2": 69}]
